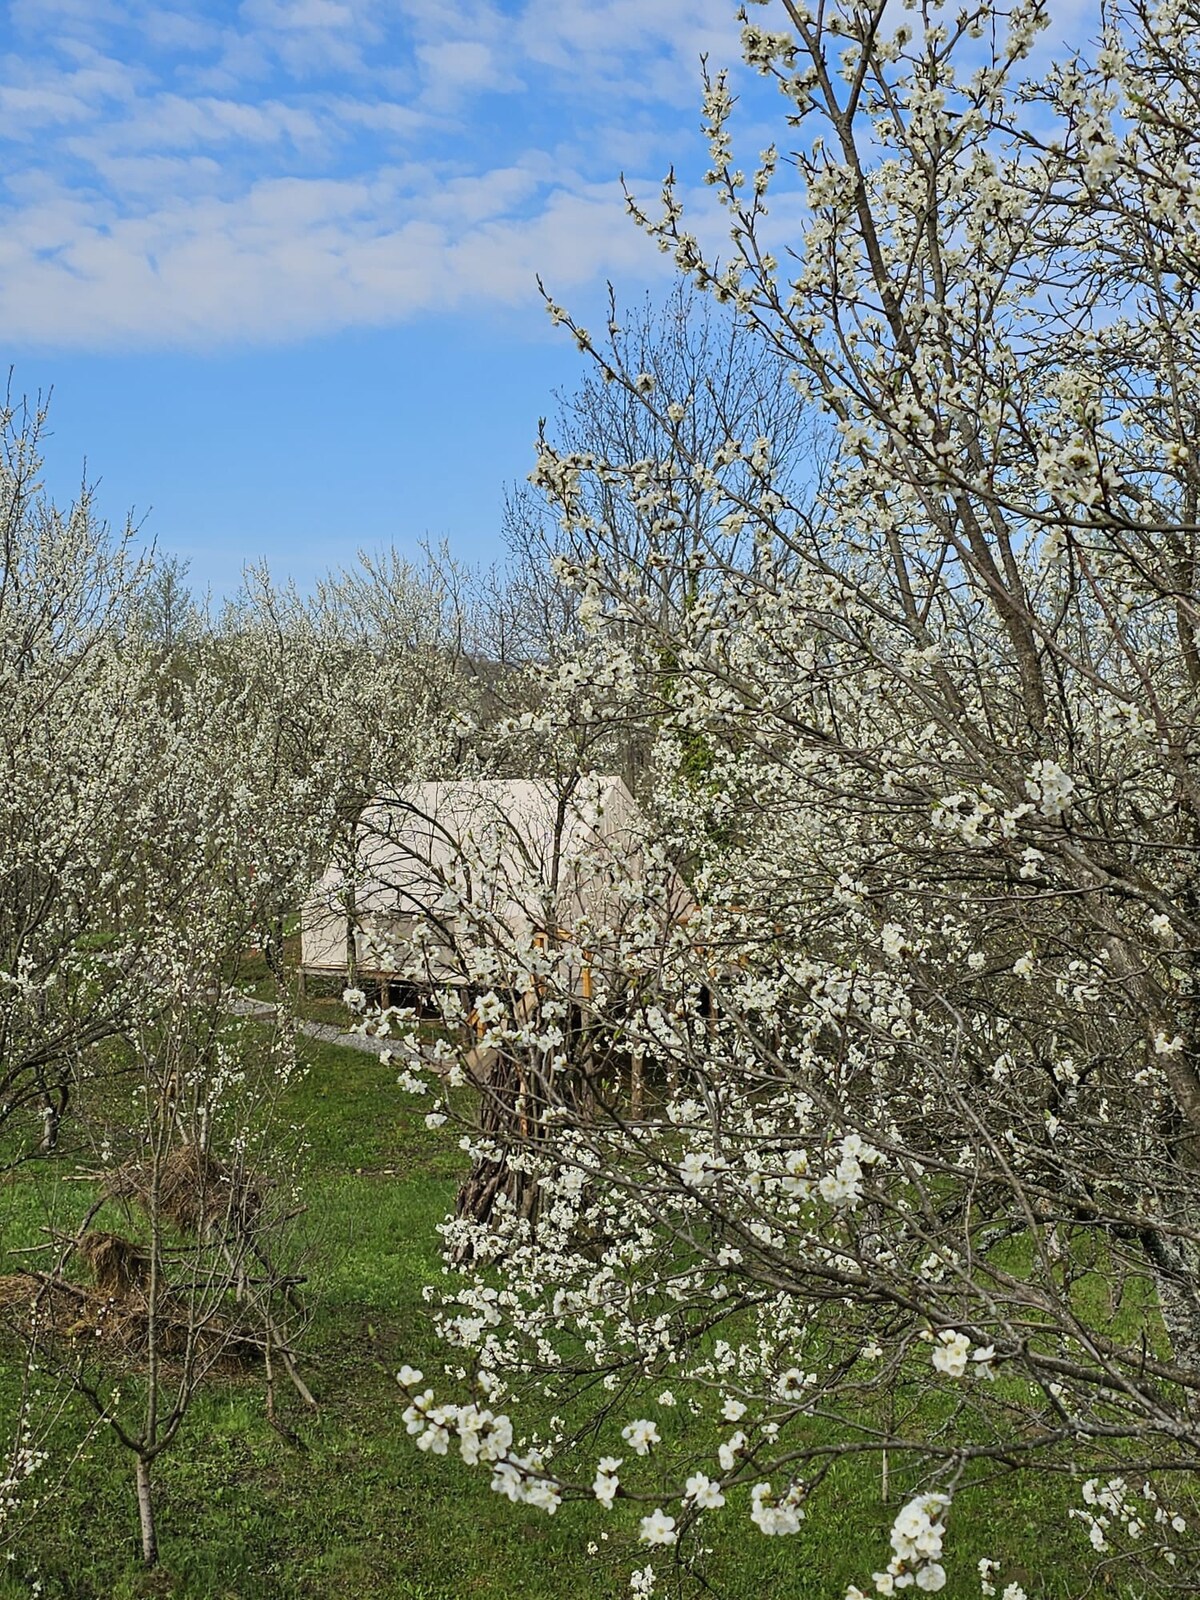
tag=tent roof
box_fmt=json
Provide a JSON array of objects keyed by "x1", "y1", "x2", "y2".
[{"x1": 306, "y1": 773, "x2": 686, "y2": 938}]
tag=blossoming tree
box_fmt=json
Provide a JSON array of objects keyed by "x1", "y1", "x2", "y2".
[
  {"x1": 384, "y1": 1, "x2": 1200, "y2": 1592},
  {"x1": 0, "y1": 422, "x2": 395, "y2": 1562}
]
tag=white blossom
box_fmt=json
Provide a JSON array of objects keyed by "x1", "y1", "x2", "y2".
[
  {"x1": 638, "y1": 1508, "x2": 677, "y2": 1545},
  {"x1": 930, "y1": 1331, "x2": 971, "y2": 1379},
  {"x1": 621, "y1": 1419, "x2": 661, "y2": 1457}
]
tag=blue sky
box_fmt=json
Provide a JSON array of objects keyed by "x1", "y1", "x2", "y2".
[
  {"x1": 1, "y1": 0, "x2": 763, "y2": 598},
  {"x1": 2, "y1": 0, "x2": 1102, "y2": 600}
]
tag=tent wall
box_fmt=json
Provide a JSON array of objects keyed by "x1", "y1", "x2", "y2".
[{"x1": 299, "y1": 776, "x2": 692, "y2": 988}]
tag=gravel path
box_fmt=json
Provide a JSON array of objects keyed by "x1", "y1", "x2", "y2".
[{"x1": 224, "y1": 995, "x2": 385, "y2": 1057}]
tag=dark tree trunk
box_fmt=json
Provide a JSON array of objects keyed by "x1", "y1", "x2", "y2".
[{"x1": 454, "y1": 1048, "x2": 544, "y2": 1256}]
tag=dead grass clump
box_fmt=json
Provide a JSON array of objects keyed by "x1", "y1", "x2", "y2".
[
  {"x1": 79, "y1": 1230, "x2": 151, "y2": 1296},
  {"x1": 0, "y1": 1272, "x2": 48, "y2": 1314},
  {"x1": 0, "y1": 1271, "x2": 107, "y2": 1343},
  {"x1": 0, "y1": 1265, "x2": 261, "y2": 1370},
  {"x1": 106, "y1": 1144, "x2": 262, "y2": 1239}
]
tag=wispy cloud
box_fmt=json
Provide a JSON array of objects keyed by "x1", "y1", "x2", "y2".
[
  {"x1": 0, "y1": 161, "x2": 686, "y2": 348},
  {"x1": 0, "y1": 0, "x2": 752, "y2": 350}
]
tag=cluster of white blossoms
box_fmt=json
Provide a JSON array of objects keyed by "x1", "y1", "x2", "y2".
[
  {"x1": 1070, "y1": 1477, "x2": 1187, "y2": 1562},
  {"x1": 398, "y1": 1372, "x2": 531, "y2": 1489},
  {"x1": 398, "y1": 1360, "x2": 809, "y2": 1555},
  {"x1": 1024, "y1": 759, "x2": 1075, "y2": 819},
  {"x1": 684, "y1": 1473, "x2": 725, "y2": 1509},
  {"x1": 817, "y1": 1132, "x2": 882, "y2": 1209},
  {"x1": 0, "y1": 1420, "x2": 48, "y2": 1531},
  {"x1": 929, "y1": 1330, "x2": 996, "y2": 1380},
  {"x1": 931, "y1": 791, "x2": 1033, "y2": 848},
  {"x1": 620, "y1": 1419, "x2": 661, "y2": 1456},
  {"x1": 638, "y1": 1508, "x2": 677, "y2": 1545},
  {"x1": 678, "y1": 1150, "x2": 727, "y2": 1189},
  {"x1": 748, "y1": 1480, "x2": 806, "y2": 1535},
  {"x1": 845, "y1": 1494, "x2": 950, "y2": 1595},
  {"x1": 593, "y1": 1456, "x2": 622, "y2": 1509},
  {"x1": 1153, "y1": 1030, "x2": 1185, "y2": 1057},
  {"x1": 978, "y1": 1562, "x2": 1028, "y2": 1600},
  {"x1": 879, "y1": 922, "x2": 906, "y2": 960}
]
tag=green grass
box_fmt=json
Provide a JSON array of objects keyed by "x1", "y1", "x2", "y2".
[
  {"x1": 0, "y1": 1033, "x2": 1152, "y2": 1599},
  {"x1": 0, "y1": 1038, "x2": 629, "y2": 1600}
]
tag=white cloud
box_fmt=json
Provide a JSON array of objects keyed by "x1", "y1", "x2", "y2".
[
  {"x1": 240, "y1": 0, "x2": 359, "y2": 29},
  {"x1": 415, "y1": 39, "x2": 519, "y2": 108},
  {"x1": 0, "y1": 161, "x2": 677, "y2": 349},
  {"x1": 324, "y1": 95, "x2": 428, "y2": 138},
  {"x1": 139, "y1": 9, "x2": 222, "y2": 53},
  {"x1": 0, "y1": 82, "x2": 97, "y2": 134},
  {"x1": 0, "y1": 0, "x2": 753, "y2": 350},
  {"x1": 59, "y1": 152, "x2": 224, "y2": 200},
  {"x1": 0, "y1": 50, "x2": 141, "y2": 138},
  {"x1": 8, "y1": 0, "x2": 129, "y2": 45},
  {"x1": 116, "y1": 93, "x2": 326, "y2": 150},
  {"x1": 517, "y1": 0, "x2": 736, "y2": 103}
]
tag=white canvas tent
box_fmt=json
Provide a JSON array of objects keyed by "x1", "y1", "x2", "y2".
[{"x1": 300, "y1": 774, "x2": 692, "y2": 990}]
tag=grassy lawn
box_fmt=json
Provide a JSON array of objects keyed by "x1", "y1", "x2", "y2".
[{"x1": 0, "y1": 1032, "x2": 1128, "y2": 1599}]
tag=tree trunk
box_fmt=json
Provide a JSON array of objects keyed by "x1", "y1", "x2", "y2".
[
  {"x1": 454, "y1": 1047, "x2": 543, "y2": 1253},
  {"x1": 1143, "y1": 1229, "x2": 1200, "y2": 1388},
  {"x1": 263, "y1": 910, "x2": 286, "y2": 991},
  {"x1": 453, "y1": 986, "x2": 605, "y2": 1259},
  {"x1": 344, "y1": 881, "x2": 358, "y2": 991},
  {"x1": 35, "y1": 1065, "x2": 69, "y2": 1153},
  {"x1": 135, "y1": 1455, "x2": 158, "y2": 1567}
]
